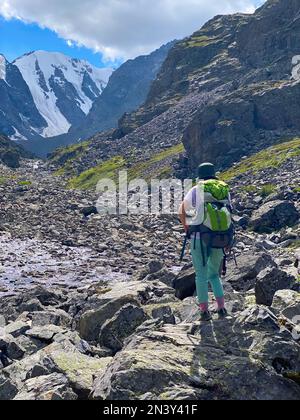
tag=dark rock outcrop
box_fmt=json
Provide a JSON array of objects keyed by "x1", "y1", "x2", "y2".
[
  {"x1": 0, "y1": 135, "x2": 32, "y2": 168},
  {"x1": 255, "y1": 267, "x2": 295, "y2": 306},
  {"x1": 250, "y1": 201, "x2": 299, "y2": 233}
]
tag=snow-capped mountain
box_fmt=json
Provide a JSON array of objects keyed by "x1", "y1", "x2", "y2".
[
  {"x1": 0, "y1": 54, "x2": 47, "y2": 141},
  {"x1": 14, "y1": 51, "x2": 113, "y2": 138}
]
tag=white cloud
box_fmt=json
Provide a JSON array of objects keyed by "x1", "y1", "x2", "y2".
[{"x1": 0, "y1": 0, "x2": 264, "y2": 61}]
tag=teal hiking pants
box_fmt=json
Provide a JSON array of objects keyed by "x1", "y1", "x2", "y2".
[{"x1": 190, "y1": 238, "x2": 224, "y2": 305}]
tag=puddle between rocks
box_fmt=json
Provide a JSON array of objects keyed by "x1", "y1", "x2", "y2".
[{"x1": 0, "y1": 233, "x2": 129, "y2": 297}]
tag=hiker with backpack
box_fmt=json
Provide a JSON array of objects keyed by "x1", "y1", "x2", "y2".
[{"x1": 179, "y1": 163, "x2": 235, "y2": 321}]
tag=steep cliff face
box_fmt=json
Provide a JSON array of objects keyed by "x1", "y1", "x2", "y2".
[{"x1": 183, "y1": 0, "x2": 300, "y2": 169}]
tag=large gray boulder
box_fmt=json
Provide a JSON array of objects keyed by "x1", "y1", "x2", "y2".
[
  {"x1": 79, "y1": 296, "x2": 139, "y2": 342},
  {"x1": 255, "y1": 268, "x2": 295, "y2": 306},
  {"x1": 99, "y1": 304, "x2": 148, "y2": 353},
  {"x1": 250, "y1": 201, "x2": 299, "y2": 233},
  {"x1": 2, "y1": 335, "x2": 112, "y2": 400},
  {"x1": 79, "y1": 281, "x2": 175, "y2": 342},
  {"x1": 272, "y1": 290, "x2": 300, "y2": 315},
  {"x1": 227, "y1": 253, "x2": 277, "y2": 292}
]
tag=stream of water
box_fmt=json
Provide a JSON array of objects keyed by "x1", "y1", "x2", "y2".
[{"x1": 0, "y1": 233, "x2": 128, "y2": 297}]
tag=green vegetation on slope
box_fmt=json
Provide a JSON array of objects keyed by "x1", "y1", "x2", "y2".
[
  {"x1": 68, "y1": 143, "x2": 185, "y2": 190},
  {"x1": 51, "y1": 141, "x2": 91, "y2": 176},
  {"x1": 180, "y1": 35, "x2": 219, "y2": 49},
  {"x1": 0, "y1": 176, "x2": 7, "y2": 185},
  {"x1": 221, "y1": 138, "x2": 300, "y2": 181},
  {"x1": 68, "y1": 156, "x2": 126, "y2": 190}
]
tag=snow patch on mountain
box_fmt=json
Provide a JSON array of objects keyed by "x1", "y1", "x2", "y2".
[
  {"x1": 14, "y1": 51, "x2": 113, "y2": 137},
  {"x1": 11, "y1": 127, "x2": 27, "y2": 141},
  {"x1": 0, "y1": 55, "x2": 7, "y2": 82}
]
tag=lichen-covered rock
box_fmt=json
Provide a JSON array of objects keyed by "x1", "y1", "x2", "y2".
[
  {"x1": 79, "y1": 296, "x2": 139, "y2": 342},
  {"x1": 92, "y1": 319, "x2": 300, "y2": 401},
  {"x1": 272, "y1": 289, "x2": 300, "y2": 322},
  {"x1": 30, "y1": 310, "x2": 72, "y2": 328},
  {"x1": 49, "y1": 351, "x2": 112, "y2": 398},
  {"x1": 79, "y1": 281, "x2": 175, "y2": 342}
]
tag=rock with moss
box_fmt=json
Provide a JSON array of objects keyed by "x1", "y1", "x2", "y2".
[
  {"x1": 91, "y1": 316, "x2": 300, "y2": 401},
  {"x1": 272, "y1": 290, "x2": 300, "y2": 314},
  {"x1": 79, "y1": 281, "x2": 175, "y2": 342},
  {"x1": 49, "y1": 351, "x2": 112, "y2": 398}
]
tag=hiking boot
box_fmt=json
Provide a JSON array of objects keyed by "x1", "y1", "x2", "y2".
[
  {"x1": 200, "y1": 311, "x2": 212, "y2": 322},
  {"x1": 217, "y1": 308, "x2": 228, "y2": 319}
]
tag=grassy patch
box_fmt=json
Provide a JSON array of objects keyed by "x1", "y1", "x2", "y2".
[
  {"x1": 259, "y1": 184, "x2": 277, "y2": 198},
  {"x1": 50, "y1": 141, "x2": 91, "y2": 175},
  {"x1": 293, "y1": 186, "x2": 300, "y2": 193},
  {"x1": 288, "y1": 240, "x2": 300, "y2": 250},
  {"x1": 67, "y1": 144, "x2": 185, "y2": 190},
  {"x1": 18, "y1": 180, "x2": 32, "y2": 186},
  {"x1": 182, "y1": 35, "x2": 218, "y2": 48},
  {"x1": 68, "y1": 156, "x2": 126, "y2": 190},
  {"x1": 243, "y1": 185, "x2": 259, "y2": 194},
  {"x1": 221, "y1": 138, "x2": 300, "y2": 181},
  {"x1": 0, "y1": 176, "x2": 7, "y2": 185}
]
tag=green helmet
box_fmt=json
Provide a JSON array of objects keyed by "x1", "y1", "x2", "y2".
[{"x1": 198, "y1": 162, "x2": 216, "y2": 180}]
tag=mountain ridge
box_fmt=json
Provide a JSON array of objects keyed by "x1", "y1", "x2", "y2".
[{"x1": 49, "y1": 0, "x2": 300, "y2": 183}]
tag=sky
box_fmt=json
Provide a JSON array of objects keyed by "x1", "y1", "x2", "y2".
[{"x1": 0, "y1": 0, "x2": 265, "y2": 68}]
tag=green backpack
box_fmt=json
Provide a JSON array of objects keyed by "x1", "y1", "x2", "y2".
[
  {"x1": 201, "y1": 179, "x2": 232, "y2": 233},
  {"x1": 182, "y1": 179, "x2": 235, "y2": 267}
]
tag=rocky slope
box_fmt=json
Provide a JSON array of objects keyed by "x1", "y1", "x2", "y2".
[
  {"x1": 121, "y1": 0, "x2": 300, "y2": 168},
  {"x1": 0, "y1": 137, "x2": 299, "y2": 400}
]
